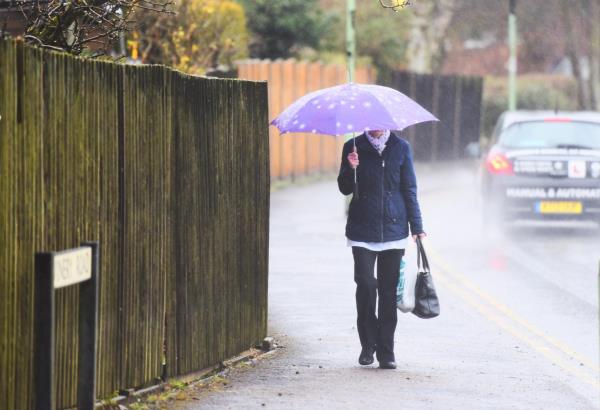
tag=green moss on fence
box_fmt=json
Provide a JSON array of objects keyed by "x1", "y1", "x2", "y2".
[{"x1": 0, "y1": 39, "x2": 269, "y2": 409}]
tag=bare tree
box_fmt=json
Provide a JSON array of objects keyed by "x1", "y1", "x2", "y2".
[
  {"x1": 560, "y1": 0, "x2": 600, "y2": 110},
  {"x1": 589, "y1": 0, "x2": 600, "y2": 109},
  {"x1": 404, "y1": 0, "x2": 457, "y2": 73},
  {"x1": 560, "y1": 1, "x2": 589, "y2": 109},
  {"x1": 8, "y1": 0, "x2": 172, "y2": 56}
]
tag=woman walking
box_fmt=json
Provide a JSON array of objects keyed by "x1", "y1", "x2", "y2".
[{"x1": 337, "y1": 129, "x2": 426, "y2": 369}]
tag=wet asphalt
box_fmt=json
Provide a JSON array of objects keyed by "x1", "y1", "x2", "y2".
[{"x1": 179, "y1": 160, "x2": 600, "y2": 410}]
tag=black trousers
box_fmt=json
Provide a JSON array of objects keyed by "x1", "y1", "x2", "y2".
[{"x1": 352, "y1": 246, "x2": 404, "y2": 362}]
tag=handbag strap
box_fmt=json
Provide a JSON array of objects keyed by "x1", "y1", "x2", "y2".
[{"x1": 416, "y1": 237, "x2": 430, "y2": 273}]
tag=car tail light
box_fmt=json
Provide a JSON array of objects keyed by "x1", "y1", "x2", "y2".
[{"x1": 486, "y1": 153, "x2": 514, "y2": 175}]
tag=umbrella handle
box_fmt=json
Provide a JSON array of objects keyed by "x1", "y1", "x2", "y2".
[
  {"x1": 353, "y1": 134, "x2": 358, "y2": 197},
  {"x1": 353, "y1": 168, "x2": 358, "y2": 197}
]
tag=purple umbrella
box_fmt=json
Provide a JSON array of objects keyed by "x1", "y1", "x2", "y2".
[
  {"x1": 271, "y1": 82, "x2": 438, "y2": 194},
  {"x1": 271, "y1": 82, "x2": 438, "y2": 136}
]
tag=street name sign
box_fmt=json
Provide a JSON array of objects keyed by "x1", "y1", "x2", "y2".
[
  {"x1": 53, "y1": 247, "x2": 92, "y2": 288},
  {"x1": 34, "y1": 242, "x2": 99, "y2": 410}
]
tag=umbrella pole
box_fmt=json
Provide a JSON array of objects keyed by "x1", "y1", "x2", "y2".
[{"x1": 353, "y1": 133, "x2": 358, "y2": 197}]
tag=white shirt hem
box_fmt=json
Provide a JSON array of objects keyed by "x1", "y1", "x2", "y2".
[{"x1": 346, "y1": 237, "x2": 408, "y2": 251}]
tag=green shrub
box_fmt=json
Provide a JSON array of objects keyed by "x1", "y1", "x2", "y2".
[{"x1": 482, "y1": 75, "x2": 578, "y2": 138}]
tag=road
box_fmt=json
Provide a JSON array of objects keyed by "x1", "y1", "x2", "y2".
[{"x1": 180, "y1": 160, "x2": 600, "y2": 409}]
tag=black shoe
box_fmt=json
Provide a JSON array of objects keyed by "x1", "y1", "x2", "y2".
[
  {"x1": 358, "y1": 347, "x2": 375, "y2": 365},
  {"x1": 378, "y1": 360, "x2": 397, "y2": 369}
]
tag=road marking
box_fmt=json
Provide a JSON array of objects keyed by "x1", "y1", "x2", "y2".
[
  {"x1": 434, "y1": 273, "x2": 600, "y2": 389},
  {"x1": 427, "y1": 246, "x2": 600, "y2": 390},
  {"x1": 432, "y1": 247, "x2": 598, "y2": 371}
]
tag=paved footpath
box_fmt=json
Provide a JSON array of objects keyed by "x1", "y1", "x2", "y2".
[{"x1": 179, "y1": 163, "x2": 599, "y2": 410}]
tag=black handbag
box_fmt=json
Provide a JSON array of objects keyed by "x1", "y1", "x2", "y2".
[{"x1": 412, "y1": 237, "x2": 440, "y2": 319}]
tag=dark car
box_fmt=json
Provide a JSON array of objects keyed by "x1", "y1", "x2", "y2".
[{"x1": 480, "y1": 111, "x2": 600, "y2": 227}]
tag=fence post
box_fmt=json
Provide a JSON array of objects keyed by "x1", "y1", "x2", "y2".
[
  {"x1": 453, "y1": 77, "x2": 463, "y2": 159},
  {"x1": 34, "y1": 252, "x2": 55, "y2": 410},
  {"x1": 78, "y1": 241, "x2": 99, "y2": 410},
  {"x1": 431, "y1": 75, "x2": 440, "y2": 161},
  {"x1": 34, "y1": 244, "x2": 99, "y2": 410},
  {"x1": 408, "y1": 72, "x2": 417, "y2": 149}
]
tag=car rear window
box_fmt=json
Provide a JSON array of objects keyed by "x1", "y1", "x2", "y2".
[{"x1": 499, "y1": 120, "x2": 600, "y2": 149}]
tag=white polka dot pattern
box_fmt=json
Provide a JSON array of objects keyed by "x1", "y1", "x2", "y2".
[{"x1": 271, "y1": 82, "x2": 438, "y2": 136}]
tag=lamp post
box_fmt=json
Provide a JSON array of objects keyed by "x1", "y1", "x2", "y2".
[
  {"x1": 508, "y1": 0, "x2": 518, "y2": 111},
  {"x1": 345, "y1": 0, "x2": 357, "y2": 203},
  {"x1": 346, "y1": 0, "x2": 356, "y2": 83}
]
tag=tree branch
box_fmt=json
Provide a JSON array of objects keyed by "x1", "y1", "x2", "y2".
[
  {"x1": 12, "y1": 0, "x2": 172, "y2": 56},
  {"x1": 23, "y1": 34, "x2": 68, "y2": 51}
]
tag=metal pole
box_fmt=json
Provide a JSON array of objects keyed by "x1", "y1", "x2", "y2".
[
  {"x1": 34, "y1": 252, "x2": 55, "y2": 410},
  {"x1": 508, "y1": 0, "x2": 518, "y2": 111},
  {"x1": 591, "y1": 0, "x2": 600, "y2": 110},
  {"x1": 78, "y1": 242, "x2": 99, "y2": 410},
  {"x1": 346, "y1": 0, "x2": 358, "y2": 197},
  {"x1": 346, "y1": 0, "x2": 356, "y2": 83}
]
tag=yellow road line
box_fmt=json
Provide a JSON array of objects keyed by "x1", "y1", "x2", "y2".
[
  {"x1": 428, "y1": 245, "x2": 599, "y2": 372},
  {"x1": 426, "y1": 246, "x2": 600, "y2": 390},
  {"x1": 434, "y1": 273, "x2": 600, "y2": 389}
]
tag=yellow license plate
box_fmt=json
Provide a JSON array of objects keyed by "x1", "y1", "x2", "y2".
[{"x1": 537, "y1": 201, "x2": 582, "y2": 214}]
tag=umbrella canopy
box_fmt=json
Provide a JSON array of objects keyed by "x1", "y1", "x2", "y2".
[{"x1": 271, "y1": 82, "x2": 438, "y2": 136}]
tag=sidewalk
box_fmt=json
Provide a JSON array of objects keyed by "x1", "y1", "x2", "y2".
[{"x1": 179, "y1": 167, "x2": 597, "y2": 409}]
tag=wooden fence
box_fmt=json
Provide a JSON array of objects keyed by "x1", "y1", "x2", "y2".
[
  {"x1": 238, "y1": 60, "x2": 483, "y2": 171},
  {"x1": 380, "y1": 71, "x2": 484, "y2": 161},
  {"x1": 0, "y1": 39, "x2": 269, "y2": 409},
  {"x1": 237, "y1": 59, "x2": 375, "y2": 181}
]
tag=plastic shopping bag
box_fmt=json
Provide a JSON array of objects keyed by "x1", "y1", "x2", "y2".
[{"x1": 396, "y1": 259, "x2": 416, "y2": 313}]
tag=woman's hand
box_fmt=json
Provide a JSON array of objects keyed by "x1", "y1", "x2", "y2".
[
  {"x1": 412, "y1": 232, "x2": 427, "y2": 241},
  {"x1": 347, "y1": 147, "x2": 359, "y2": 169}
]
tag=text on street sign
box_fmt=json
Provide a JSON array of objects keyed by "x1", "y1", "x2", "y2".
[{"x1": 53, "y1": 247, "x2": 92, "y2": 288}]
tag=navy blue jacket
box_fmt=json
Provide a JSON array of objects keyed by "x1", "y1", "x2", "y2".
[{"x1": 337, "y1": 132, "x2": 424, "y2": 242}]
